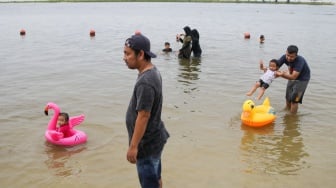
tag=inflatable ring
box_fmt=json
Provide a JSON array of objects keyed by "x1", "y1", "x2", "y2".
[
  {"x1": 44, "y1": 102, "x2": 87, "y2": 146},
  {"x1": 241, "y1": 97, "x2": 276, "y2": 127}
]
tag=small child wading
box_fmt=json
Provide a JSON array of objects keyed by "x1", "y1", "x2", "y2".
[{"x1": 246, "y1": 59, "x2": 280, "y2": 100}]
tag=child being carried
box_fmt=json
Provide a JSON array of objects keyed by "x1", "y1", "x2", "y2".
[{"x1": 246, "y1": 59, "x2": 282, "y2": 100}]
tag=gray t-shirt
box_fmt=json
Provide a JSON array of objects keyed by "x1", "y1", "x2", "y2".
[{"x1": 126, "y1": 66, "x2": 169, "y2": 158}]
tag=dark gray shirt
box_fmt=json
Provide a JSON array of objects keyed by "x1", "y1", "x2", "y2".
[
  {"x1": 278, "y1": 55, "x2": 311, "y2": 81},
  {"x1": 126, "y1": 66, "x2": 169, "y2": 158}
]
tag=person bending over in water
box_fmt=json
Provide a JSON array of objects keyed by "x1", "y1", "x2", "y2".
[
  {"x1": 276, "y1": 45, "x2": 311, "y2": 114},
  {"x1": 246, "y1": 59, "x2": 281, "y2": 100}
]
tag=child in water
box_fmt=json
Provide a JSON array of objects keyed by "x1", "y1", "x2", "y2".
[
  {"x1": 246, "y1": 59, "x2": 281, "y2": 100},
  {"x1": 57, "y1": 112, "x2": 74, "y2": 138},
  {"x1": 162, "y1": 42, "x2": 172, "y2": 52},
  {"x1": 259, "y1": 35, "x2": 265, "y2": 43}
]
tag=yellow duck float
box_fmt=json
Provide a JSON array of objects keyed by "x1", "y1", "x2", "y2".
[{"x1": 241, "y1": 97, "x2": 276, "y2": 127}]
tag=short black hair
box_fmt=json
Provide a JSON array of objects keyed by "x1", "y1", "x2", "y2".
[
  {"x1": 165, "y1": 42, "x2": 170, "y2": 45},
  {"x1": 270, "y1": 59, "x2": 279, "y2": 67},
  {"x1": 133, "y1": 49, "x2": 151, "y2": 61},
  {"x1": 287, "y1": 45, "x2": 299, "y2": 54}
]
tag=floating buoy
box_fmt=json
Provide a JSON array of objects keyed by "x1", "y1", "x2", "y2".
[
  {"x1": 89, "y1": 29, "x2": 95, "y2": 37},
  {"x1": 135, "y1": 30, "x2": 141, "y2": 35},
  {"x1": 20, "y1": 29, "x2": 26, "y2": 36},
  {"x1": 244, "y1": 32, "x2": 250, "y2": 39}
]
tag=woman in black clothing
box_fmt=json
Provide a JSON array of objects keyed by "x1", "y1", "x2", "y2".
[
  {"x1": 190, "y1": 29, "x2": 202, "y2": 58},
  {"x1": 176, "y1": 26, "x2": 192, "y2": 59}
]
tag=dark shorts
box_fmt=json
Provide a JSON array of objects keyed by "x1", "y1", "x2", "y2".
[
  {"x1": 258, "y1": 79, "x2": 270, "y2": 89},
  {"x1": 286, "y1": 80, "x2": 309, "y2": 104},
  {"x1": 136, "y1": 154, "x2": 162, "y2": 188}
]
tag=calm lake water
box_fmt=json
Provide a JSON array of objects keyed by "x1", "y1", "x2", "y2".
[{"x1": 1, "y1": 2, "x2": 336, "y2": 188}]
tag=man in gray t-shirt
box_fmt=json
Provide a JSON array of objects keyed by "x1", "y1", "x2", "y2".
[{"x1": 123, "y1": 33, "x2": 169, "y2": 188}]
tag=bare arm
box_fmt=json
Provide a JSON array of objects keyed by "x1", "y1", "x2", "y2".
[
  {"x1": 281, "y1": 70, "x2": 300, "y2": 80},
  {"x1": 176, "y1": 34, "x2": 184, "y2": 43},
  {"x1": 127, "y1": 110, "x2": 151, "y2": 164},
  {"x1": 259, "y1": 60, "x2": 267, "y2": 72}
]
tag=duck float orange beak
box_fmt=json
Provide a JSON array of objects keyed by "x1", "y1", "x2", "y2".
[{"x1": 241, "y1": 97, "x2": 276, "y2": 127}]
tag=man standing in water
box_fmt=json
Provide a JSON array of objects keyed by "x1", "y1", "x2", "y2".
[
  {"x1": 123, "y1": 33, "x2": 169, "y2": 188},
  {"x1": 276, "y1": 45, "x2": 311, "y2": 114}
]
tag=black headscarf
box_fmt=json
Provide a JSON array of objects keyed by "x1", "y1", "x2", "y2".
[
  {"x1": 183, "y1": 26, "x2": 191, "y2": 36},
  {"x1": 191, "y1": 29, "x2": 200, "y2": 40}
]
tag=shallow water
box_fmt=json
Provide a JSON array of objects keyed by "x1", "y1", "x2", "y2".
[{"x1": 0, "y1": 2, "x2": 336, "y2": 188}]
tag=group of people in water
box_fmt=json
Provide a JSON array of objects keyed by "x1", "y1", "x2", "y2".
[
  {"x1": 162, "y1": 26, "x2": 202, "y2": 59},
  {"x1": 246, "y1": 45, "x2": 311, "y2": 114},
  {"x1": 44, "y1": 30, "x2": 311, "y2": 188},
  {"x1": 160, "y1": 27, "x2": 310, "y2": 115}
]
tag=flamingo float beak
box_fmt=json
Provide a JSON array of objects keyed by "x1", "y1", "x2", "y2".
[{"x1": 44, "y1": 106, "x2": 49, "y2": 116}]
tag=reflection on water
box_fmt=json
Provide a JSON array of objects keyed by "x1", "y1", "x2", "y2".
[
  {"x1": 274, "y1": 114, "x2": 309, "y2": 175},
  {"x1": 240, "y1": 113, "x2": 309, "y2": 175},
  {"x1": 44, "y1": 143, "x2": 86, "y2": 177},
  {"x1": 240, "y1": 123, "x2": 275, "y2": 174},
  {"x1": 178, "y1": 58, "x2": 201, "y2": 94}
]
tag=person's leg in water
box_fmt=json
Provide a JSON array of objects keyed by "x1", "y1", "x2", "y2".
[
  {"x1": 290, "y1": 102, "x2": 299, "y2": 114},
  {"x1": 285, "y1": 80, "x2": 308, "y2": 114},
  {"x1": 246, "y1": 81, "x2": 261, "y2": 97},
  {"x1": 257, "y1": 87, "x2": 266, "y2": 100},
  {"x1": 285, "y1": 81, "x2": 294, "y2": 111},
  {"x1": 285, "y1": 100, "x2": 291, "y2": 110}
]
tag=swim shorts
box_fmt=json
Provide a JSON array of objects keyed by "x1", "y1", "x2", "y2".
[{"x1": 286, "y1": 80, "x2": 309, "y2": 104}]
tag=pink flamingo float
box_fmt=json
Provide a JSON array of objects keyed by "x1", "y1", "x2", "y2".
[{"x1": 44, "y1": 102, "x2": 87, "y2": 146}]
